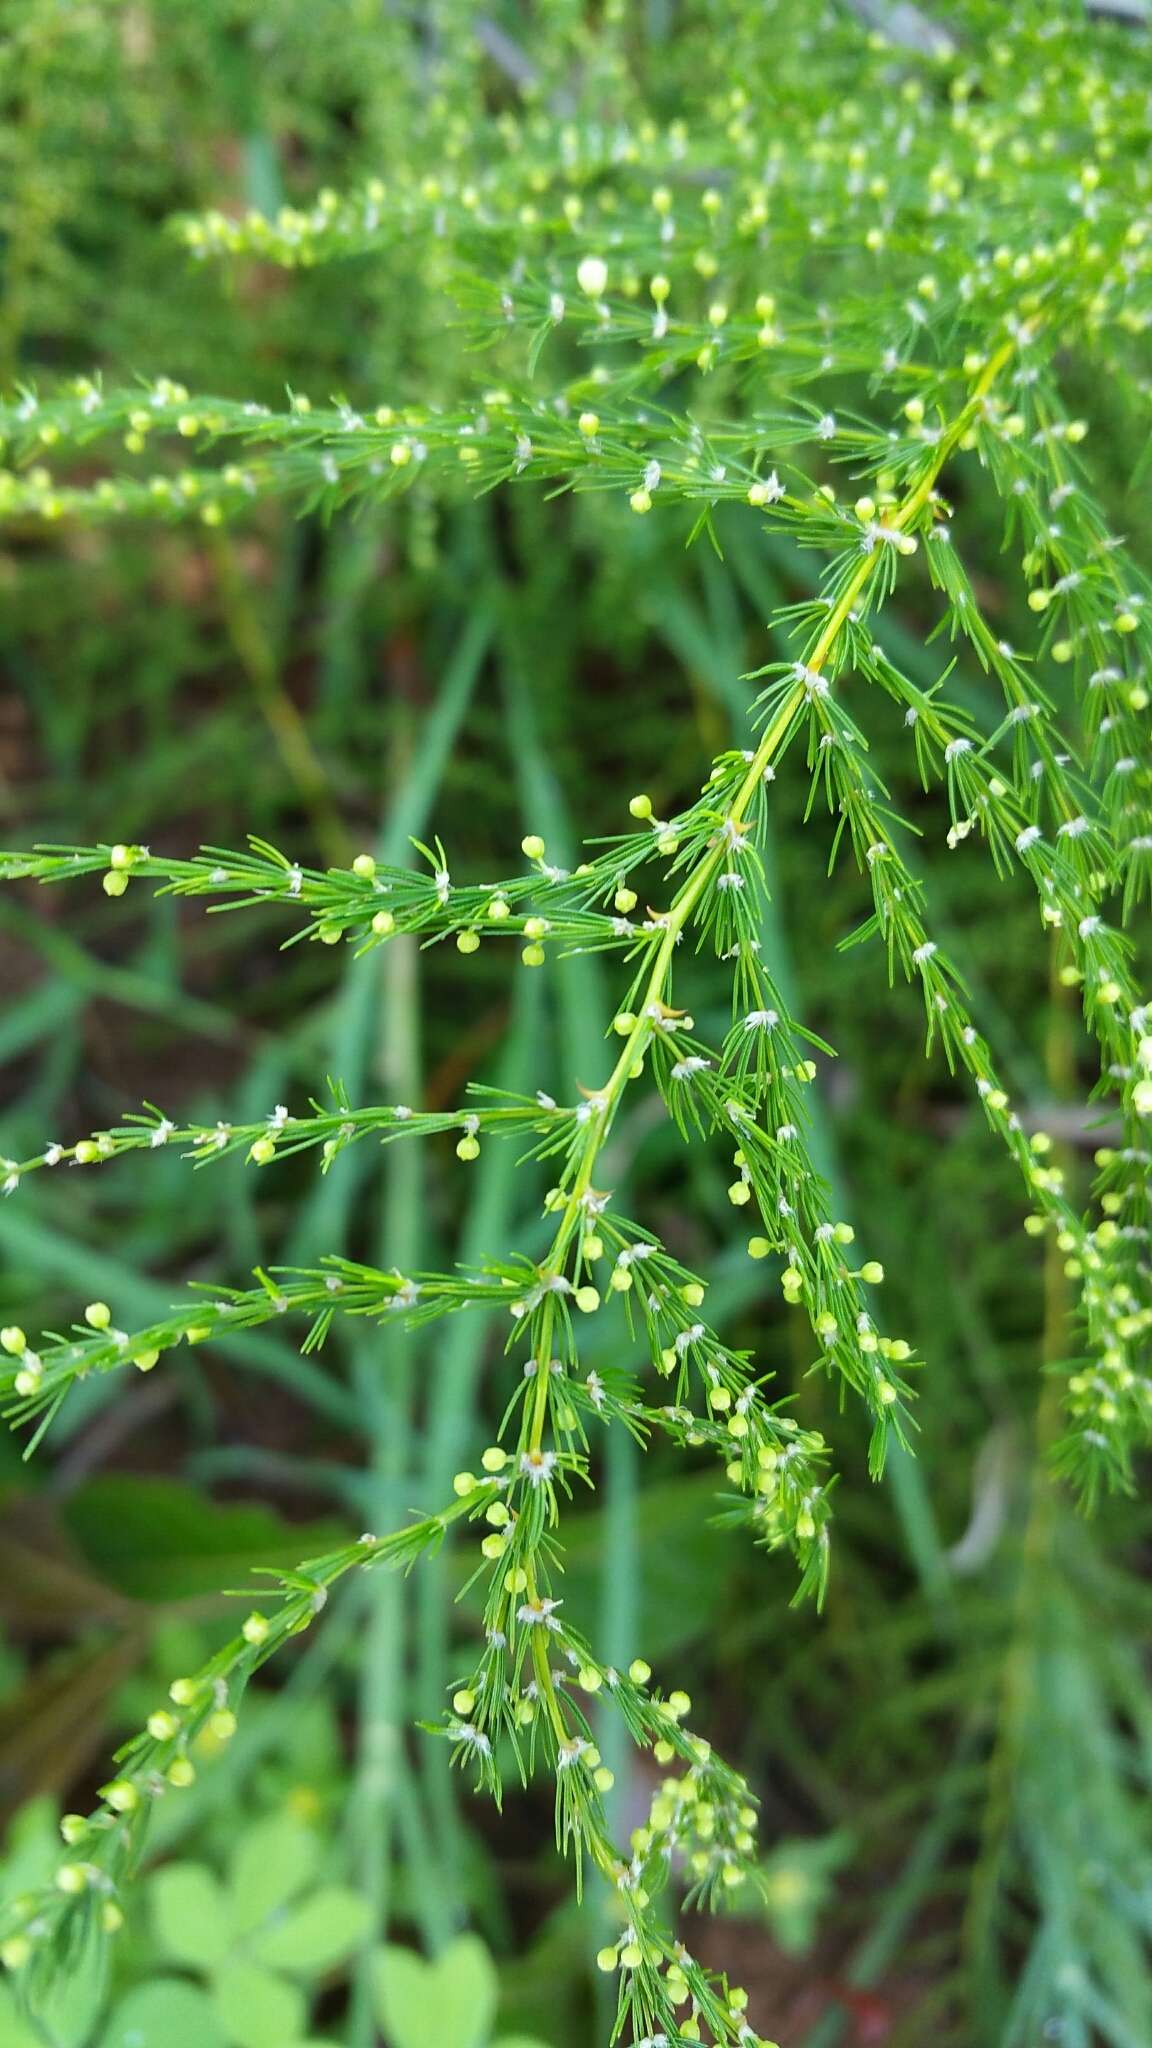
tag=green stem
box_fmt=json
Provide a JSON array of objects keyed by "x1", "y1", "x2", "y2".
[
  {"x1": 348, "y1": 876, "x2": 433, "y2": 2042},
  {"x1": 522, "y1": 344, "x2": 1016, "y2": 1343}
]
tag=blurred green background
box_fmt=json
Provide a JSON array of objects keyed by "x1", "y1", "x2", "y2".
[{"x1": 1, "y1": 5, "x2": 1150, "y2": 2046}]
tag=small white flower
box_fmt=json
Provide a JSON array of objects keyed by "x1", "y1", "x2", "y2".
[
  {"x1": 912, "y1": 942, "x2": 937, "y2": 967},
  {"x1": 452, "y1": 1721, "x2": 491, "y2": 1757},
  {"x1": 517, "y1": 1596, "x2": 563, "y2": 1630},
  {"x1": 675, "y1": 1323, "x2": 706, "y2": 1355},
  {"x1": 520, "y1": 1448, "x2": 558, "y2": 1486},
  {"x1": 744, "y1": 1008, "x2": 779, "y2": 1030},
  {"x1": 792, "y1": 662, "x2": 828, "y2": 699}
]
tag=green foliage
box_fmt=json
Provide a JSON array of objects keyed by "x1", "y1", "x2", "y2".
[
  {"x1": 758, "y1": 1835, "x2": 854, "y2": 1957},
  {"x1": 98, "y1": 1978, "x2": 230, "y2": 2048},
  {"x1": 0, "y1": 3, "x2": 1150, "y2": 2045},
  {"x1": 374, "y1": 1933, "x2": 549, "y2": 2048},
  {"x1": 142, "y1": 1812, "x2": 370, "y2": 2048}
]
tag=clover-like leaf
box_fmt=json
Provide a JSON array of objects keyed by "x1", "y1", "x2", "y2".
[
  {"x1": 213, "y1": 1959, "x2": 307, "y2": 2048},
  {"x1": 99, "y1": 1977, "x2": 229, "y2": 2048},
  {"x1": 373, "y1": 1935, "x2": 498, "y2": 2048},
  {"x1": 148, "y1": 1862, "x2": 231, "y2": 1970},
  {"x1": 227, "y1": 1814, "x2": 319, "y2": 1935},
  {"x1": 251, "y1": 1885, "x2": 371, "y2": 1976}
]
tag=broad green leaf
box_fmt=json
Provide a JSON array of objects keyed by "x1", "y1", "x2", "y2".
[
  {"x1": 0, "y1": 1982, "x2": 39, "y2": 2048},
  {"x1": 372, "y1": 1946, "x2": 428, "y2": 2048},
  {"x1": 430, "y1": 1936, "x2": 499, "y2": 2046},
  {"x1": 100, "y1": 1978, "x2": 228, "y2": 2048},
  {"x1": 555, "y1": 1476, "x2": 733, "y2": 1659},
  {"x1": 213, "y1": 1961, "x2": 307, "y2": 2048},
  {"x1": 62, "y1": 1477, "x2": 347, "y2": 1603},
  {"x1": 228, "y1": 1813, "x2": 319, "y2": 1933},
  {"x1": 251, "y1": 1885, "x2": 372, "y2": 1975},
  {"x1": 0, "y1": 1797, "x2": 60, "y2": 1897},
  {"x1": 148, "y1": 1862, "x2": 231, "y2": 1969},
  {"x1": 373, "y1": 1936, "x2": 497, "y2": 2048}
]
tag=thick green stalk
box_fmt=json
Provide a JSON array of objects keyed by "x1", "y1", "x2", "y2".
[{"x1": 345, "y1": 617, "x2": 492, "y2": 2022}]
